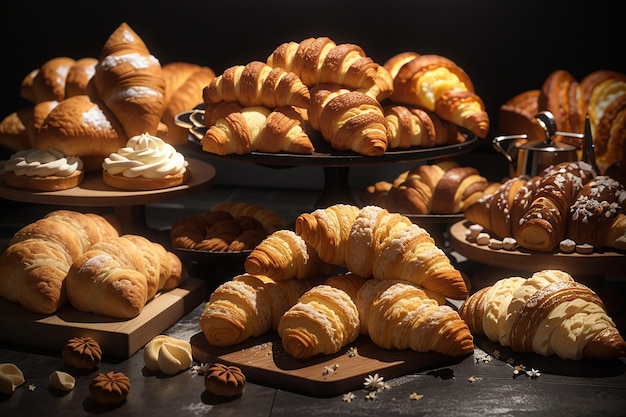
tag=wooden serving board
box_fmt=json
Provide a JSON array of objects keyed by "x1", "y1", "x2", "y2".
[
  {"x1": 0, "y1": 277, "x2": 206, "y2": 359},
  {"x1": 450, "y1": 220, "x2": 626, "y2": 276},
  {"x1": 191, "y1": 331, "x2": 461, "y2": 397}
]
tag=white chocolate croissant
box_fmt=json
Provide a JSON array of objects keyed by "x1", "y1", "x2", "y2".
[{"x1": 459, "y1": 269, "x2": 626, "y2": 360}]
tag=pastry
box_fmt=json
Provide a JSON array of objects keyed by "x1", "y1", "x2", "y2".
[
  {"x1": 201, "y1": 101, "x2": 314, "y2": 155},
  {"x1": 567, "y1": 176, "x2": 626, "y2": 250},
  {"x1": 459, "y1": 270, "x2": 626, "y2": 360},
  {"x1": 65, "y1": 234, "x2": 184, "y2": 318},
  {"x1": 307, "y1": 84, "x2": 390, "y2": 156},
  {"x1": 266, "y1": 36, "x2": 393, "y2": 100},
  {"x1": 357, "y1": 279, "x2": 474, "y2": 356},
  {"x1": 295, "y1": 203, "x2": 361, "y2": 266},
  {"x1": 204, "y1": 363, "x2": 245, "y2": 397},
  {"x1": 199, "y1": 273, "x2": 316, "y2": 346},
  {"x1": 537, "y1": 69, "x2": 585, "y2": 147},
  {"x1": 160, "y1": 62, "x2": 215, "y2": 146},
  {"x1": 203, "y1": 61, "x2": 310, "y2": 108},
  {"x1": 0, "y1": 210, "x2": 119, "y2": 314},
  {"x1": 278, "y1": 276, "x2": 362, "y2": 359},
  {"x1": 385, "y1": 52, "x2": 489, "y2": 138},
  {"x1": 62, "y1": 336, "x2": 102, "y2": 370},
  {"x1": 89, "y1": 371, "x2": 130, "y2": 405},
  {"x1": 383, "y1": 104, "x2": 464, "y2": 149},
  {"x1": 0, "y1": 363, "x2": 25, "y2": 395},
  {"x1": 2, "y1": 148, "x2": 84, "y2": 191},
  {"x1": 102, "y1": 132, "x2": 190, "y2": 191},
  {"x1": 244, "y1": 229, "x2": 331, "y2": 280}
]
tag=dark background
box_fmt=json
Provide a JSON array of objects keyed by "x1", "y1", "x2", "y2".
[{"x1": 1, "y1": 0, "x2": 623, "y2": 187}]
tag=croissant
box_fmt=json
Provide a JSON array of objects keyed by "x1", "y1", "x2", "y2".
[
  {"x1": 199, "y1": 273, "x2": 316, "y2": 346},
  {"x1": 357, "y1": 279, "x2": 474, "y2": 356},
  {"x1": 160, "y1": 62, "x2": 216, "y2": 145},
  {"x1": 459, "y1": 269, "x2": 626, "y2": 360},
  {"x1": 294, "y1": 203, "x2": 361, "y2": 266},
  {"x1": 361, "y1": 160, "x2": 500, "y2": 215},
  {"x1": 386, "y1": 53, "x2": 489, "y2": 138},
  {"x1": 203, "y1": 61, "x2": 310, "y2": 109},
  {"x1": 266, "y1": 36, "x2": 393, "y2": 100},
  {"x1": 567, "y1": 176, "x2": 626, "y2": 251},
  {"x1": 92, "y1": 22, "x2": 165, "y2": 139},
  {"x1": 244, "y1": 230, "x2": 331, "y2": 280},
  {"x1": 20, "y1": 57, "x2": 83, "y2": 103},
  {"x1": 278, "y1": 274, "x2": 363, "y2": 359},
  {"x1": 210, "y1": 201, "x2": 286, "y2": 233},
  {"x1": 65, "y1": 234, "x2": 183, "y2": 318},
  {"x1": 306, "y1": 84, "x2": 390, "y2": 156},
  {"x1": 0, "y1": 210, "x2": 119, "y2": 314},
  {"x1": 201, "y1": 101, "x2": 314, "y2": 155},
  {"x1": 515, "y1": 162, "x2": 595, "y2": 251},
  {"x1": 383, "y1": 104, "x2": 464, "y2": 149}
]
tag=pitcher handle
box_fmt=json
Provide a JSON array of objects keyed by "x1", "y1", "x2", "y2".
[{"x1": 492, "y1": 134, "x2": 527, "y2": 169}]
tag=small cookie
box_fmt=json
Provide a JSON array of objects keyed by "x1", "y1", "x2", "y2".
[
  {"x1": 576, "y1": 243, "x2": 594, "y2": 254},
  {"x1": 89, "y1": 371, "x2": 130, "y2": 405},
  {"x1": 204, "y1": 363, "x2": 246, "y2": 397},
  {"x1": 559, "y1": 239, "x2": 576, "y2": 254},
  {"x1": 62, "y1": 336, "x2": 102, "y2": 370}
]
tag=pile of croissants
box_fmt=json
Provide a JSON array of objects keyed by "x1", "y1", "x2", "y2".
[{"x1": 199, "y1": 203, "x2": 626, "y2": 362}]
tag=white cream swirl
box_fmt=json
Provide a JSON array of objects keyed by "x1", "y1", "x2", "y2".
[
  {"x1": 102, "y1": 133, "x2": 188, "y2": 178},
  {"x1": 2, "y1": 149, "x2": 83, "y2": 177}
]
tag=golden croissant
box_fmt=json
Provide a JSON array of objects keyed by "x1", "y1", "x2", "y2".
[
  {"x1": 385, "y1": 52, "x2": 489, "y2": 138},
  {"x1": 459, "y1": 269, "x2": 626, "y2": 360},
  {"x1": 307, "y1": 84, "x2": 390, "y2": 156},
  {"x1": 267, "y1": 36, "x2": 393, "y2": 100},
  {"x1": 244, "y1": 229, "x2": 332, "y2": 280},
  {"x1": 203, "y1": 61, "x2": 310, "y2": 109},
  {"x1": 199, "y1": 273, "x2": 316, "y2": 346},
  {"x1": 357, "y1": 279, "x2": 474, "y2": 356},
  {"x1": 278, "y1": 274, "x2": 365, "y2": 359},
  {"x1": 201, "y1": 101, "x2": 314, "y2": 155}
]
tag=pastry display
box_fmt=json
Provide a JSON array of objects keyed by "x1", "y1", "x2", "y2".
[
  {"x1": 0, "y1": 210, "x2": 120, "y2": 314},
  {"x1": 171, "y1": 201, "x2": 285, "y2": 252},
  {"x1": 89, "y1": 371, "x2": 130, "y2": 405},
  {"x1": 464, "y1": 161, "x2": 626, "y2": 253},
  {"x1": 204, "y1": 363, "x2": 246, "y2": 397},
  {"x1": 360, "y1": 160, "x2": 500, "y2": 214},
  {"x1": 143, "y1": 335, "x2": 192, "y2": 375},
  {"x1": 102, "y1": 132, "x2": 190, "y2": 191},
  {"x1": 2, "y1": 148, "x2": 84, "y2": 191},
  {"x1": 65, "y1": 234, "x2": 184, "y2": 318},
  {"x1": 459, "y1": 269, "x2": 626, "y2": 360},
  {"x1": 498, "y1": 68, "x2": 626, "y2": 180},
  {"x1": 62, "y1": 336, "x2": 102, "y2": 370}
]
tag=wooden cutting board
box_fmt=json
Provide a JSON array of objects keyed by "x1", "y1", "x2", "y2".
[
  {"x1": 191, "y1": 331, "x2": 461, "y2": 397},
  {"x1": 0, "y1": 277, "x2": 206, "y2": 359}
]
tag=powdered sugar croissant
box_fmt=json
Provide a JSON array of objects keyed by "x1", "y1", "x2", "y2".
[
  {"x1": 203, "y1": 61, "x2": 310, "y2": 109},
  {"x1": 357, "y1": 279, "x2": 473, "y2": 356},
  {"x1": 199, "y1": 273, "x2": 316, "y2": 346},
  {"x1": 278, "y1": 274, "x2": 365, "y2": 359},
  {"x1": 459, "y1": 269, "x2": 626, "y2": 360}
]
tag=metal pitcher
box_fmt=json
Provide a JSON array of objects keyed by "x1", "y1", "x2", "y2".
[{"x1": 493, "y1": 111, "x2": 582, "y2": 177}]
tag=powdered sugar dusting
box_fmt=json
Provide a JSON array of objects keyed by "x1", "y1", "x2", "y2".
[{"x1": 82, "y1": 106, "x2": 114, "y2": 130}]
